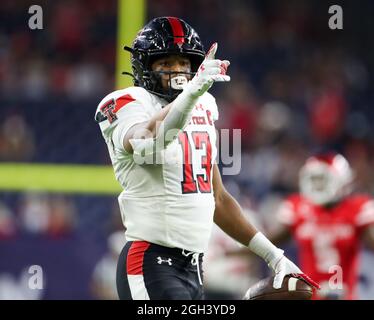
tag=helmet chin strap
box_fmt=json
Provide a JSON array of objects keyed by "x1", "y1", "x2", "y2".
[
  {"x1": 145, "y1": 71, "x2": 193, "y2": 102},
  {"x1": 170, "y1": 75, "x2": 188, "y2": 90}
]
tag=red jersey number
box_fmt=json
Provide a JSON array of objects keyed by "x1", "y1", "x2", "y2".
[{"x1": 178, "y1": 131, "x2": 212, "y2": 194}]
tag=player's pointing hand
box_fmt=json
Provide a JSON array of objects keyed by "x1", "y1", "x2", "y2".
[{"x1": 188, "y1": 42, "x2": 230, "y2": 97}]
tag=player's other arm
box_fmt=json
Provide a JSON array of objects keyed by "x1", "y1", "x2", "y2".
[
  {"x1": 123, "y1": 43, "x2": 230, "y2": 154},
  {"x1": 212, "y1": 164, "x2": 258, "y2": 245},
  {"x1": 212, "y1": 163, "x2": 290, "y2": 248},
  {"x1": 212, "y1": 164, "x2": 320, "y2": 289}
]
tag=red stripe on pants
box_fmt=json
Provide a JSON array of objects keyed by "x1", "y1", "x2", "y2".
[{"x1": 127, "y1": 241, "x2": 150, "y2": 275}]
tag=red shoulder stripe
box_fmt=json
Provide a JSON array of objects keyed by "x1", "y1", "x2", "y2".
[{"x1": 113, "y1": 94, "x2": 136, "y2": 113}]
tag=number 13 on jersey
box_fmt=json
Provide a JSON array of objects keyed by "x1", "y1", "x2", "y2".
[{"x1": 178, "y1": 131, "x2": 212, "y2": 194}]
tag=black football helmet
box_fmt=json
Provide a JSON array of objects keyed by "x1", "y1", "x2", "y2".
[{"x1": 124, "y1": 17, "x2": 205, "y2": 102}]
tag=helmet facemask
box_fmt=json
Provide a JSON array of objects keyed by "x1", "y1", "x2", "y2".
[
  {"x1": 143, "y1": 52, "x2": 201, "y2": 102},
  {"x1": 152, "y1": 70, "x2": 189, "y2": 97}
]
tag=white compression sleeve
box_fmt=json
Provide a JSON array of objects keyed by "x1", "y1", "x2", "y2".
[
  {"x1": 156, "y1": 82, "x2": 200, "y2": 146},
  {"x1": 130, "y1": 82, "x2": 200, "y2": 157},
  {"x1": 248, "y1": 232, "x2": 284, "y2": 267}
]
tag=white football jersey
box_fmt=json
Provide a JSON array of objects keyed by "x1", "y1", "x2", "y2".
[{"x1": 95, "y1": 86, "x2": 219, "y2": 253}]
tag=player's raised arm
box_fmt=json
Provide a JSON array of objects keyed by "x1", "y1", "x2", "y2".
[
  {"x1": 212, "y1": 164, "x2": 320, "y2": 290},
  {"x1": 123, "y1": 43, "x2": 230, "y2": 155}
]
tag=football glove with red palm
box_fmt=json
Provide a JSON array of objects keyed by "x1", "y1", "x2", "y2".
[{"x1": 249, "y1": 232, "x2": 320, "y2": 290}]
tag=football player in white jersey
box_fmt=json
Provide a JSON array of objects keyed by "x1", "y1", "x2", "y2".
[{"x1": 95, "y1": 17, "x2": 319, "y2": 300}]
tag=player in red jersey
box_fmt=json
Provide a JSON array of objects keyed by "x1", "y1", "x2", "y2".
[{"x1": 271, "y1": 153, "x2": 374, "y2": 299}]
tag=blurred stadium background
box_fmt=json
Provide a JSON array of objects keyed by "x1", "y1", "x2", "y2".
[{"x1": 1, "y1": 0, "x2": 374, "y2": 299}]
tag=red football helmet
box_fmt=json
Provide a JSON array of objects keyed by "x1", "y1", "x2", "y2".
[{"x1": 299, "y1": 153, "x2": 354, "y2": 205}]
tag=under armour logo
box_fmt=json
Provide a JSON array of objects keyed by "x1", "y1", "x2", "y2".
[{"x1": 157, "y1": 256, "x2": 172, "y2": 266}]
